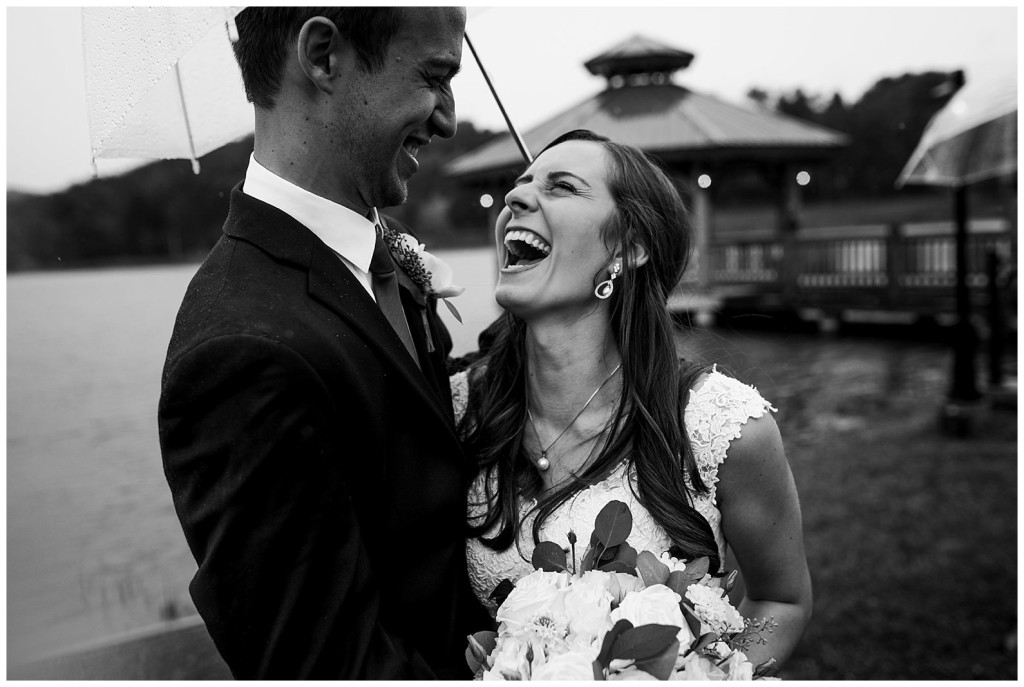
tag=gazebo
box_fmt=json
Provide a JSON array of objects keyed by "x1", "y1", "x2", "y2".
[{"x1": 446, "y1": 35, "x2": 849, "y2": 311}]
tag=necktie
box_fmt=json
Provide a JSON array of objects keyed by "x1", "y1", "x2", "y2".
[{"x1": 370, "y1": 227, "x2": 421, "y2": 369}]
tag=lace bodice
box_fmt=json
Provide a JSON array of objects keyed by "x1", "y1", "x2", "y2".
[{"x1": 452, "y1": 366, "x2": 776, "y2": 613}]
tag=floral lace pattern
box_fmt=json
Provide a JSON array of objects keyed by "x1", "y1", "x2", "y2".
[{"x1": 450, "y1": 368, "x2": 775, "y2": 613}]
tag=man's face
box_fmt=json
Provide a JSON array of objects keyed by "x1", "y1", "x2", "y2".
[{"x1": 331, "y1": 7, "x2": 465, "y2": 211}]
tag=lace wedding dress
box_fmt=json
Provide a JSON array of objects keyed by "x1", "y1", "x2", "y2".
[{"x1": 451, "y1": 366, "x2": 776, "y2": 613}]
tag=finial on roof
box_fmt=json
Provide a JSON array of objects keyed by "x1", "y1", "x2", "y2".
[{"x1": 584, "y1": 34, "x2": 694, "y2": 87}]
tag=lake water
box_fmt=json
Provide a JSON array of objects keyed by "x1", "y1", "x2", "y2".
[{"x1": 6, "y1": 250, "x2": 957, "y2": 665}]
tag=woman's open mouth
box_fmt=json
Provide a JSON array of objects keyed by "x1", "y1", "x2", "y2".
[{"x1": 502, "y1": 228, "x2": 551, "y2": 272}]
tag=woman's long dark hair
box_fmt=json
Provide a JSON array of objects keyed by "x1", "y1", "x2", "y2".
[{"x1": 462, "y1": 129, "x2": 721, "y2": 573}]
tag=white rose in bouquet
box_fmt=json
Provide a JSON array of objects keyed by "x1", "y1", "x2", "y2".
[
  {"x1": 530, "y1": 646, "x2": 598, "y2": 681},
  {"x1": 563, "y1": 572, "x2": 614, "y2": 644},
  {"x1": 496, "y1": 569, "x2": 569, "y2": 628},
  {"x1": 607, "y1": 571, "x2": 647, "y2": 605},
  {"x1": 483, "y1": 635, "x2": 531, "y2": 681},
  {"x1": 671, "y1": 652, "x2": 716, "y2": 681},
  {"x1": 718, "y1": 650, "x2": 754, "y2": 680},
  {"x1": 610, "y1": 584, "x2": 694, "y2": 646}
]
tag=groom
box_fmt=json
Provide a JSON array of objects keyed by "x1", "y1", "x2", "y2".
[{"x1": 158, "y1": 7, "x2": 487, "y2": 679}]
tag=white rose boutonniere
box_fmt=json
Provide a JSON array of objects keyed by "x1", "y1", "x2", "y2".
[{"x1": 380, "y1": 225, "x2": 465, "y2": 323}]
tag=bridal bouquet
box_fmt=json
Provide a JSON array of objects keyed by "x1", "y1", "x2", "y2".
[{"x1": 465, "y1": 501, "x2": 778, "y2": 680}]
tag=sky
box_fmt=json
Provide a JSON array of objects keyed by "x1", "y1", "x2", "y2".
[{"x1": 4, "y1": 4, "x2": 1019, "y2": 195}]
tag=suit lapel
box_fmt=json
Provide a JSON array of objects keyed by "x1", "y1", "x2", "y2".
[{"x1": 222, "y1": 186, "x2": 458, "y2": 435}]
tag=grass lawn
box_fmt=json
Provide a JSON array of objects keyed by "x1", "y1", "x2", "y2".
[{"x1": 681, "y1": 326, "x2": 1018, "y2": 680}]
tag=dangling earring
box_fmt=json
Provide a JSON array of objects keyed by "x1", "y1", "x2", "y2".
[{"x1": 594, "y1": 262, "x2": 621, "y2": 300}]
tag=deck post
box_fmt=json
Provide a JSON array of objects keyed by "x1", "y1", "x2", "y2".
[
  {"x1": 949, "y1": 185, "x2": 980, "y2": 403},
  {"x1": 689, "y1": 179, "x2": 711, "y2": 290},
  {"x1": 776, "y1": 163, "x2": 802, "y2": 305},
  {"x1": 885, "y1": 223, "x2": 903, "y2": 309}
]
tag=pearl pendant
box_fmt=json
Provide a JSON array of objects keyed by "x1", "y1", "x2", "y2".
[{"x1": 537, "y1": 454, "x2": 550, "y2": 471}]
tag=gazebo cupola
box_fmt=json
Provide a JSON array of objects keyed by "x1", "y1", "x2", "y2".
[{"x1": 583, "y1": 35, "x2": 694, "y2": 89}]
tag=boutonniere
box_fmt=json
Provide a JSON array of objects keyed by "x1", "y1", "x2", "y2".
[{"x1": 380, "y1": 225, "x2": 465, "y2": 323}]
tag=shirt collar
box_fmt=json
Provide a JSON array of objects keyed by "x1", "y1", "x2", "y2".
[{"x1": 241, "y1": 154, "x2": 377, "y2": 273}]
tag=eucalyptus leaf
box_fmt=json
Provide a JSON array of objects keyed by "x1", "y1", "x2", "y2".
[
  {"x1": 665, "y1": 570, "x2": 692, "y2": 596},
  {"x1": 636, "y1": 550, "x2": 670, "y2": 587},
  {"x1": 593, "y1": 500, "x2": 632, "y2": 547},
  {"x1": 612, "y1": 542, "x2": 638, "y2": 567},
  {"x1": 581, "y1": 545, "x2": 600, "y2": 572},
  {"x1": 599, "y1": 543, "x2": 619, "y2": 562},
  {"x1": 465, "y1": 631, "x2": 498, "y2": 674},
  {"x1": 683, "y1": 556, "x2": 710, "y2": 582},
  {"x1": 610, "y1": 624, "x2": 681, "y2": 661},
  {"x1": 489, "y1": 579, "x2": 515, "y2": 608},
  {"x1": 596, "y1": 618, "x2": 633, "y2": 669},
  {"x1": 680, "y1": 600, "x2": 703, "y2": 640},
  {"x1": 598, "y1": 560, "x2": 637, "y2": 575},
  {"x1": 531, "y1": 540, "x2": 568, "y2": 572},
  {"x1": 634, "y1": 639, "x2": 681, "y2": 680},
  {"x1": 691, "y1": 632, "x2": 718, "y2": 654}
]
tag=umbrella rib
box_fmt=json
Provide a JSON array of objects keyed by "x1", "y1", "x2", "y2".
[
  {"x1": 173, "y1": 62, "x2": 202, "y2": 174},
  {"x1": 464, "y1": 31, "x2": 532, "y2": 164}
]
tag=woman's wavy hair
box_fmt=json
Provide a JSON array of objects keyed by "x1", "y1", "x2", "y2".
[{"x1": 462, "y1": 129, "x2": 720, "y2": 573}]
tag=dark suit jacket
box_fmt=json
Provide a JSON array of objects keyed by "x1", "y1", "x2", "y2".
[{"x1": 158, "y1": 186, "x2": 488, "y2": 679}]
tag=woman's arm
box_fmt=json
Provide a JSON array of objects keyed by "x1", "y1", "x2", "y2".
[{"x1": 715, "y1": 411, "x2": 812, "y2": 671}]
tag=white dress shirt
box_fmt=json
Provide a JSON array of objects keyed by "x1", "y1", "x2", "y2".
[{"x1": 241, "y1": 154, "x2": 378, "y2": 300}]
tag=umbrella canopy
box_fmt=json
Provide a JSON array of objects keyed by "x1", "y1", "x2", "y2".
[
  {"x1": 83, "y1": 6, "x2": 253, "y2": 173},
  {"x1": 897, "y1": 72, "x2": 1017, "y2": 188}
]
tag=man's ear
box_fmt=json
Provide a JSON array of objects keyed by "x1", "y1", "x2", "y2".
[
  {"x1": 617, "y1": 243, "x2": 650, "y2": 270},
  {"x1": 296, "y1": 17, "x2": 343, "y2": 94}
]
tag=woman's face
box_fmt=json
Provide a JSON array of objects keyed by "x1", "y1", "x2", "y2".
[{"x1": 493, "y1": 140, "x2": 618, "y2": 319}]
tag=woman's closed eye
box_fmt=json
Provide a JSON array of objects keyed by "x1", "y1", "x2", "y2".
[{"x1": 549, "y1": 180, "x2": 579, "y2": 193}]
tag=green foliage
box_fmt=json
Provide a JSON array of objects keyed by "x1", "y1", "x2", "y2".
[
  {"x1": 761, "y1": 70, "x2": 960, "y2": 198},
  {"x1": 465, "y1": 630, "x2": 498, "y2": 675},
  {"x1": 7, "y1": 123, "x2": 500, "y2": 271},
  {"x1": 530, "y1": 540, "x2": 569, "y2": 572},
  {"x1": 637, "y1": 550, "x2": 670, "y2": 587}
]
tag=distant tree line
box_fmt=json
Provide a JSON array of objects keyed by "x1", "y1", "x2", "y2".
[
  {"x1": 7, "y1": 71, "x2": 961, "y2": 272},
  {"x1": 747, "y1": 70, "x2": 961, "y2": 199}
]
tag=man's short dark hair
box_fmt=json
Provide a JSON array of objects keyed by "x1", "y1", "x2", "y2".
[{"x1": 232, "y1": 7, "x2": 405, "y2": 110}]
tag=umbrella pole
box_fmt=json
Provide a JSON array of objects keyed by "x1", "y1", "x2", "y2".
[
  {"x1": 173, "y1": 63, "x2": 202, "y2": 175},
  {"x1": 464, "y1": 32, "x2": 533, "y2": 164},
  {"x1": 949, "y1": 184, "x2": 981, "y2": 404}
]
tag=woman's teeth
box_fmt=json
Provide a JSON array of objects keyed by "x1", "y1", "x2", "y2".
[{"x1": 503, "y1": 230, "x2": 552, "y2": 267}]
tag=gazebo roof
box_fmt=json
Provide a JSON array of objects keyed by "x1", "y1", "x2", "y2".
[
  {"x1": 584, "y1": 34, "x2": 694, "y2": 79},
  {"x1": 447, "y1": 36, "x2": 848, "y2": 181}
]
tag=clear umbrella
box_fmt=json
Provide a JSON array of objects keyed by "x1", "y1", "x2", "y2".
[
  {"x1": 82, "y1": 6, "x2": 253, "y2": 175},
  {"x1": 897, "y1": 70, "x2": 1017, "y2": 414},
  {"x1": 897, "y1": 72, "x2": 1017, "y2": 188}
]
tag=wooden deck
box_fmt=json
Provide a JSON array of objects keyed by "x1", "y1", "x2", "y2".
[{"x1": 672, "y1": 217, "x2": 1016, "y2": 327}]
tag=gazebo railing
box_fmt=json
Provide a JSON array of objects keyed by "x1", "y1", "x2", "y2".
[{"x1": 699, "y1": 218, "x2": 1015, "y2": 316}]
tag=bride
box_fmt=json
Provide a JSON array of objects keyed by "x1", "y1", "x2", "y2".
[{"x1": 451, "y1": 129, "x2": 812, "y2": 671}]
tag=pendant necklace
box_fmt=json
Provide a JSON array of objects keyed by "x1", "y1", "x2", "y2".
[{"x1": 526, "y1": 363, "x2": 622, "y2": 471}]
